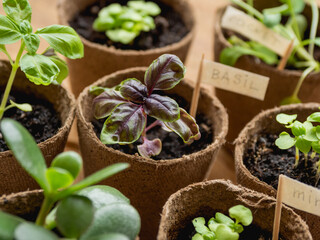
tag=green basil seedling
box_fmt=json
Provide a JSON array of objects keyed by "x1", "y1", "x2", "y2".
[
  {"x1": 0, "y1": 0, "x2": 84, "y2": 119},
  {"x1": 93, "y1": 0, "x2": 161, "y2": 44},
  {"x1": 0, "y1": 118, "x2": 140, "y2": 240},
  {"x1": 220, "y1": 0, "x2": 320, "y2": 105},
  {"x1": 91, "y1": 54, "x2": 201, "y2": 158},
  {"x1": 192, "y1": 205, "x2": 253, "y2": 240}
]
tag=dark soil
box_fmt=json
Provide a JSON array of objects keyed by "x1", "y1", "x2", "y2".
[
  {"x1": 244, "y1": 133, "x2": 320, "y2": 190},
  {"x1": 92, "y1": 92, "x2": 214, "y2": 160},
  {"x1": 0, "y1": 91, "x2": 61, "y2": 152},
  {"x1": 70, "y1": 0, "x2": 189, "y2": 50}
]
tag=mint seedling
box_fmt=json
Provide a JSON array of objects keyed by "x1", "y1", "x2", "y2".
[
  {"x1": 192, "y1": 205, "x2": 253, "y2": 240},
  {"x1": 92, "y1": 54, "x2": 201, "y2": 158},
  {"x1": 93, "y1": 0, "x2": 161, "y2": 44},
  {"x1": 0, "y1": 0, "x2": 84, "y2": 119},
  {"x1": 220, "y1": 0, "x2": 320, "y2": 104},
  {"x1": 0, "y1": 119, "x2": 140, "y2": 239}
]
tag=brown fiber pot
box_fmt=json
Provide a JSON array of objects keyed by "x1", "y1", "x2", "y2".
[
  {"x1": 77, "y1": 67, "x2": 228, "y2": 240},
  {"x1": 57, "y1": 0, "x2": 195, "y2": 97},
  {"x1": 214, "y1": 2, "x2": 320, "y2": 145},
  {"x1": 157, "y1": 179, "x2": 312, "y2": 240},
  {"x1": 0, "y1": 61, "x2": 76, "y2": 195},
  {"x1": 235, "y1": 103, "x2": 320, "y2": 239}
]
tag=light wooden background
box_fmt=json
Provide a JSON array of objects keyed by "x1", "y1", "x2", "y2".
[{"x1": 0, "y1": 0, "x2": 238, "y2": 182}]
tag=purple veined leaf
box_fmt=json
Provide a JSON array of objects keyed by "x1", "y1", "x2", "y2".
[
  {"x1": 143, "y1": 94, "x2": 180, "y2": 122},
  {"x1": 144, "y1": 54, "x2": 185, "y2": 95},
  {"x1": 100, "y1": 102, "x2": 147, "y2": 144},
  {"x1": 119, "y1": 78, "x2": 147, "y2": 103},
  {"x1": 137, "y1": 137, "x2": 162, "y2": 158},
  {"x1": 93, "y1": 89, "x2": 127, "y2": 119},
  {"x1": 164, "y1": 108, "x2": 201, "y2": 143}
]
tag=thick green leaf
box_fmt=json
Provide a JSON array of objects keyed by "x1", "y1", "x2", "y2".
[
  {"x1": 192, "y1": 217, "x2": 210, "y2": 235},
  {"x1": 127, "y1": 1, "x2": 161, "y2": 16},
  {"x1": 296, "y1": 136, "x2": 312, "y2": 153},
  {"x1": 55, "y1": 163, "x2": 129, "y2": 200},
  {"x1": 93, "y1": 16, "x2": 115, "y2": 31},
  {"x1": 304, "y1": 126, "x2": 318, "y2": 142},
  {"x1": 56, "y1": 195, "x2": 94, "y2": 238},
  {"x1": 137, "y1": 138, "x2": 162, "y2": 158},
  {"x1": 101, "y1": 103, "x2": 146, "y2": 144},
  {"x1": 192, "y1": 233, "x2": 204, "y2": 240},
  {"x1": 215, "y1": 224, "x2": 239, "y2": 240},
  {"x1": 281, "y1": 0, "x2": 305, "y2": 15},
  {"x1": 23, "y1": 33, "x2": 40, "y2": 54},
  {"x1": 312, "y1": 141, "x2": 320, "y2": 154},
  {"x1": 275, "y1": 132, "x2": 296, "y2": 149},
  {"x1": 51, "y1": 151, "x2": 82, "y2": 179},
  {"x1": 215, "y1": 213, "x2": 234, "y2": 225},
  {"x1": 14, "y1": 222, "x2": 58, "y2": 240},
  {"x1": 119, "y1": 78, "x2": 147, "y2": 103},
  {"x1": 106, "y1": 29, "x2": 137, "y2": 45},
  {"x1": 48, "y1": 55, "x2": 68, "y2": 84},
  {"x1": 91, "y1": 233, "x2": 130, "y2": 240},
  {"x1": 292, "y1": 121, "x2": 306, "y2": 136},
  {"x1": 276, "y1": 113, "x2": 297, "y2": 125},
  {"x1": 229, "y1": 205, "x2": 253, "y2": 226},
  {"x1": 144, "y1": 54, "x2": 185, "y2": 94},
  {"x1": 76, "y1": 185, "x2": 129, "y2": 209},
  {"x1": 0, "y1": 15, "x2": 21, "y2": 44},
  {"x1": 0, "y1": 211, "x2": 24, "y2": 239},
  {"x1": 20, "y1": 53, "x2": 59, "y2": 85},
  {"x1": 93, "y1": 89, "x2": 127, "y2": 119},
  {"x1": 144, "y1": 94, "x2": 180, "y2": 122},
  {"x1": 80, "y1": 203, "x2": 140, "y2": 240},
  {"x1": 307, "y1": 112, "x2": 320, "y2": 123},
  {"x1": 36, "y1": 25, "x2": 84, "y2": 59},
  {"x1": 46, "y1": 167, "x2": 74, "y2": 191},
  {"x1": 3, "y1": 0, "x2": 32, "y2": 23},
  {"x1": 0, "y1": 119, "x2": 49, "y2": 191},
  {"x1": 263, "y1": 12, "x2": 281, "y2": 28},
  {"x1": 9, "y1": 99, "x2": 32, "y2": 112},
  {"x1": 164, "y1": 108, "x2": 201, "y2": 143}
]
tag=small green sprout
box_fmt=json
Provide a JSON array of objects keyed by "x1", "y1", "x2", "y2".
[
  {"x1": 0, "y1": 118, "x2": 140, "y2": 240},
  {"x1": 93, "y1": 0, "x2": 161, "y2": 44},
  {"x1": 192, "y1": 205, "x2": 253, "y2": 240},
  {"x1": 275, "y1": 109, "x2": 320, "y2": 177}
]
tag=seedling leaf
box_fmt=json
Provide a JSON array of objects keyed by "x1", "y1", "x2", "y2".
[
  {"x1": 307, "y1": 112, "x2": 320, "y2": 123},
  {"x1": 0, "y1": 15, "x2": 22, "y2": 44},
  {"x1": 215, "y1": 224, "x2": 239, "y2": 240},
  {"x1": 119, "y1": 78, "x2": 147, "y2": 103},
  {"x1": 229, "y1": 205, "x2": 253, "y2": 226},
  {"x1": 9, "y1": 100, "x2": 32, "y2": 112},
  {"x1": 296, "y1": 136, "x2": 312, "y2": 153},
  {"x1": 137, "y1": 138, "x2": 162, "y2": 158},
  {"x1": 0, "y1": 211, "x2": 24, "y2": 239},
  {"x1": 192, "y1": 217, "x2": 210, "y2": 235},
  {"x1": 51, "y1": 151, "x2": 82, "y2": 179},
  {"x1": 14, "y1": 222, "x2": 58, "y2": 240},
  {"x1": 2, "y1": 0, "x2": 32, "y2": 23},
  {"x1": 46, "y1": 167, "x2": 74, "y2": 191},
  {"x1": 275, "y1": 132, "x2": 296, "y2": 149},
  {"x1": 276, "y1": 113, "x2": 297, "y2": 125},
  {"x1": 48, "y1": 55, "x2": 69, "y2": 84}
]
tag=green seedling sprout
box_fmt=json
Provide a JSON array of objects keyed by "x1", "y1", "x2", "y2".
[
  {"x1": 220, "y1": 0, "x2": 320, "y2": 105},
  {"x1": 0, "y1": 0, "x2": 84, "y2": 120},
  {"x1": 90, "y1": 54, "x2": 201, "y2": 158},
  {"x1": 192, "y1": 205, "x2": 253, "y2": 240},
  {"x1": 0, "y1": 118, "x2": 140, "y2": 240},
  {"x1": 93, "y1": 0, "x2": 161, "y2": 44},
  {"x1": 275, "y1": 109, "x2": 320, "y2": 183}
]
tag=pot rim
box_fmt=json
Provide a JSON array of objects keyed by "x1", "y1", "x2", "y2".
[{"x1": 77, "y1": 67, "x2": 228, "y2": 166}]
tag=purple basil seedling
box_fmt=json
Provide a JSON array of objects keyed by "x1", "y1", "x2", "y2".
[{"x1": 92, "y1": 54, "x2": 201, "y2": 158}]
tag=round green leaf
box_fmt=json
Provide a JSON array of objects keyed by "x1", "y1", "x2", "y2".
[
  {"x1": 276, "y1": 113, "x2": 297, "y2": 125},
  {"x1": 0, "y1": 211, "x2": 24, "y2": 239},
  {"x1": 91, "y1": 233, "x2": 130, "y2": 240},
  {"x1": 215, "y1": 224, "x2": 239, "y2": 240},
  {"x1": 51, "y1": 151, "x2": 82, "y2": 179},
  {"x1": 307, "y1": 112, "x2": 320, "y2": 123},
  {"x1": 0, "y1": 15, "x2": 22, "y2": 44},
  {"x1": 215, "y1": 213, "x2": 234, "y2": 225},
  {"x1": 46, "y1": 167, "x2": 74, "y2": 191},
  {"x1": 106, "y1": 29, "x2": 137, "y2": 45},
  {"x1": 275, "y1": 132, "x2": 295, "y2": 149},
  {"x1": 296, "y1": 136, "x2": 312, "y2": 154},
  {"x1": 192, "y1": 217, "x2": 210, "y2": 235},
  {"x1": 292, "y1": 121, "x2": 306, "y2": 136},
  {"x1": 14, "y1": 222, "x2": 59, "y2": 240},
  {"x1": 127, "y1": 1, "x2": 161, "y2": 16},
  {"x1": 76, "y1": 185, "x2": 130, "y2": 209},
  {"x1": 80, "y1": 203, "x2": 141, "y2": 240},
  {"x1": 56, "y1": 195, "x2": 94, "y2": 238},
  {"x1": 192, "y1": 233, "x2": 205, "y2": 240},
  {"x1": 3, "y1": 0, "x2": 32, "y2": 23},
  {"x1": 229, "y1": 205, "x2": 253, "y2": 226}
]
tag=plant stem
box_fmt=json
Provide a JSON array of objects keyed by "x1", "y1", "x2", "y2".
[
  {"x1": 287, "y1": 0, "x2": 301, "y2": 41},
  {"x1": 145, "y1": 120, "x2": 160, "y2": 132},
  {"x1": 311, "y1": 151, "x2": 316, "y2": 159},
  {"x1": 291, "y1": 65, "x2": 316, "y2": 99},
  {"x1": 295, "y1": 146, "x2": 300, "y2": 167},
  {"x1": 247, "y1": 0, "x2": 253, "y2": 16},
  {"x1": 308, "y1": 0, "x2": 319, "y2": 56},
  {"x1": 231, "y1": 0, "x2": 264, "y2": 21},
  {"x1": 0, "y1": 41, "x2": 25, "y2": 120},
  {"x1": 35, "y1": 196, "x2": 55, "y2": 226},
  {"x1": 304, "y1": 153, "x2": 308, "y2": 167}
]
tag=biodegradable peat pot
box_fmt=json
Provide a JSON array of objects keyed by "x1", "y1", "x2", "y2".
[
  {"x1": 77, "y1": 67, "x2": 228, "y2": 240},
  {"x1": 0, "y1": 61, "x2": 75, "y2": 195},
  {"x1": 57, "y1": 0, "x2": 195, "y2": 97},
  {"x1": 214, "y1": 2, "x2": 320, "y2": 145},
  {"x1": 158, "y1": 180, "x2": 312, "y2": 240},
  {"x1": 235, "y1": 103, "x2": 320, "y2": 239}
]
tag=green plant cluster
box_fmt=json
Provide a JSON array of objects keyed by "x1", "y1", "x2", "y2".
[
  {"x1": 93, "y1": 0, "x2": 161, "y2": 44},
  {"x1": 0, "y1": 119, "x2": 140, "y2": 240},
  {"x1": 192, "y1": 205, "x2": 253, "y2": 240},
  {"x1": 275, "y1": 110, "x2": 320, "y2": 175},
  {"x1": 220, "y1": 0, "x2": 320, "y2": 104}
]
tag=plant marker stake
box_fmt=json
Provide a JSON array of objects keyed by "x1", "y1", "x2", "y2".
[
  {"x1": 190, "y1": 54, "x2": 205, "y2": 118},
  {"x1": 272, "y1": 175, "x2": 284, "y2": 240},
  {"x1": 277, "y1": 40, "x2": 294, "y2": 70}
]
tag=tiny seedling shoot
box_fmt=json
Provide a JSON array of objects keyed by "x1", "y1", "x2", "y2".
[
  {"x1": 275, "y1": 109, "x2": 320, "y2": 183},
  {"x1": 0, "y1": 118, "x2": 140, "y2": 240},
  {"x1": 93, "y1": 0, "x2": 161, "y2": 44},
  {"x1": 0, "y1": 0, "x2": 83, "y2": 120},
  {"x1": 91, "y1": 54, "x2": 201, "y2": 158},
  {"x1": 192, "y1": 205, "x2": 253, "y2": 240},
  {"x1": 220, "y1": 0, "x2": 320, "y2": 104}
]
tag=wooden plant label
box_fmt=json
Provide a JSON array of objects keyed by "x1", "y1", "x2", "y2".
[
  {"x1": 201, "y1": 60, "x2": 269, "y2": 100},
  {"x1": 221, "y1": 6, "x2": 292, "y2": 57}
]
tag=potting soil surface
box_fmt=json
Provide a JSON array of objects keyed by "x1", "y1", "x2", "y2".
[
  {"x1": 244, "y1": 133, "x2": 320, "y2": 189},
  {"x1": 0, "y1": 91, "x2": 61, "y2": 152},
  {"x1": 70, "y1": 0, "x2": 189, "y2": 50},
  {"x1": 92, "y1": 93, "x2": 214, "y2": 160}
]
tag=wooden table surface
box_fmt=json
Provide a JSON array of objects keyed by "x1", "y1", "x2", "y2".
[{"x1": 0, "y1": 0, "x2": 237, "y2": 182}]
